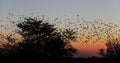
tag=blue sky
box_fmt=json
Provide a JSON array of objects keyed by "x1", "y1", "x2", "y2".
[{"x1": 0, "y1": 0, "x2": 120, "y2": 24}]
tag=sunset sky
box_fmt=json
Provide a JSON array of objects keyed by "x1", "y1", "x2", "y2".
[{"x1": 0, "y1": 0, "x2": 120, "y2": 57}]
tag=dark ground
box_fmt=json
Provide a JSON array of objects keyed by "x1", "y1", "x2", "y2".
[{"x1": 0, "y1": 57, "x2": 119, "y2": 63}]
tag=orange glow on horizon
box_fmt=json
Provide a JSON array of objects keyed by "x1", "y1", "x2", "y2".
[{"x1": 71, "y1": 39, "x2": 107, "y2": 57}]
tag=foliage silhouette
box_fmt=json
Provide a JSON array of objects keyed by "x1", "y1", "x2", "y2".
[
  {"x1": 0, "y1": 17, "x2": 77, "y2": 58},
  {"x1": 99, "y1": 38, "x2": 120, "y2": 59}
]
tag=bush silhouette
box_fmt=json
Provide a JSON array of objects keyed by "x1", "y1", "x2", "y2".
[
  {"x1": 0, "y1": 17, "x2": 77, "y2": 58},
  {"x1": 99, "y1": 38, "x2": 120, "y2": 59}
]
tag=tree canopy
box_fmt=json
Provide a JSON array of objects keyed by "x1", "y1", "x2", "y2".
[
  {"x1": 0, "y1": 17, "x2": 77, "y2": 58},
  {"x1": 99, "y1": 38, "x2": 120, "y2": 59}
]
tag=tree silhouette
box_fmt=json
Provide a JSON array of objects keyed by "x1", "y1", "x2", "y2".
[
  {"x1": 99, "y1": 38, "x2": 120, "y2": 59},
  {"x1": 0, "y1": 17, "x2": 77, "y2": 58}
]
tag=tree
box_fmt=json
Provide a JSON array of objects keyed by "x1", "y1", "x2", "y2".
[
  {"x1": 99, "y1": 38, "x2": 120, "y2": 59},
  {"x1": 1, "y1": 17, "x2": 77, "y2": 58}
]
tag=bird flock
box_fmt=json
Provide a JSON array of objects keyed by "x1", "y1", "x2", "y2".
[
  {"x1": 47, "y1": 15, "x2": 120, "y2": 44},
  {"x1": 0, "y1": 14, "x2": 120, "y2": 44}
]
